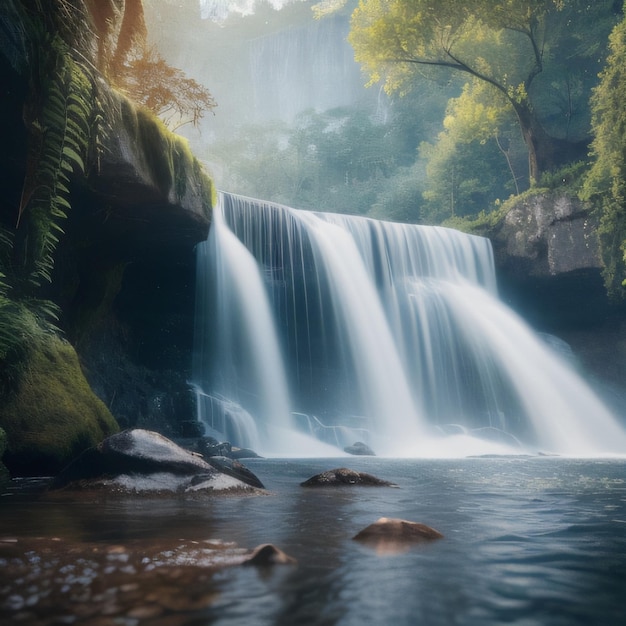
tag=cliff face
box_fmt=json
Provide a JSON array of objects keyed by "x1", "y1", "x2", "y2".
[
  {"x1": 494, "y1": 192, "x2": 601, "y2": 280},
  {"x1": 54, "y1": 86, "x2": 214, "y2": 443},
  {"x1": 490, "y1": 191, "x2": 626, "y2": 414},
  {"x1": 0, "y1": 0, "x2": 214, "y2": 475},
  {"x1": 488, "y1": 191, "x2": 610, "y2": 329}
]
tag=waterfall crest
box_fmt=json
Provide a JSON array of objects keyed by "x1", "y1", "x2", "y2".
[{"x1": 193, "y1": 192, "x2": 626, "y2": 457}]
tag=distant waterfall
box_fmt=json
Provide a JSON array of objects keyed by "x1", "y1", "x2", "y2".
[{"x1": 192, "y1": 192, "x2": 626, "y2": 457}]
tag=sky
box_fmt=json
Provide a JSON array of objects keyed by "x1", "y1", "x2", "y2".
[{"x1": 199, "y1": 0, "x2": 306, "y2": 20}]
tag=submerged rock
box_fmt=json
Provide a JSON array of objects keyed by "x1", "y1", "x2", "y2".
[
  {"x1": 50, "y1": 429, "x2": 264, "y2": 494},
  {"x1": 353, "y1": 517, "x2": 444, "y2": 554},
  {"x1": 344, "y1": 441, "x2": 376, "y2": 456},
  {"x1": 243, "y1": 544, "x2": 297, "y2": 567},
  {"x1": 300, "y1": 468, "x2": 397, "y2": 487}
]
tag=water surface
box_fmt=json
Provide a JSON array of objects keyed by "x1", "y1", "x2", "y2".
[{"x1": 1, "y1": 457, "x2": 625, "y2": 625}]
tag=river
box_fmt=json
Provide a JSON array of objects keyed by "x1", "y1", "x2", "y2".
[{"x1": 1, "y1": 456, "x2": 625, "y2": 625}]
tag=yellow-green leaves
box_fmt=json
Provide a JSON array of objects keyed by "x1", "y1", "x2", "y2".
[{"x1": 583, "y1": 11, "x2": 626, "y2": 298}]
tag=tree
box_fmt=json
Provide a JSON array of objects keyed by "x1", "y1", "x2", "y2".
[
  {"x1": 84, "y1": 0, "x2": 216, "y2": 129},
  {"x1": 582, "y1": 7, "x2": 626, "y2": 299},
  {"x1": 418, "y1": 80, "x2": 528, "y2": 220},
  {"x1": 346, "y1": 0, "x2": 618, "y2": 182},
  {"x1": 114, "y1": 45, "x2": 217, "y2": 130}
]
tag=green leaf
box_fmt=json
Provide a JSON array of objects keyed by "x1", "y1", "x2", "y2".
[{"x1": 62, "y1": 146, "x2": 84, "y2": 171}]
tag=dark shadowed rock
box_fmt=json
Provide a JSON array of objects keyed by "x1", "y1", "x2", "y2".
[
  {"x1": 300, "y1": 467, "x2": 397, "y2": 487},
  {"x1": 353, "y1": 517, "x2": 443, "y2": 554},
  {"x1": 179, "y1": 436, "x2": 261, "y2": 466},
  {"x1": 344, "y1": 441, "x2": 376, "y2": 456},
  {"x1": 50, "y1": 429, "x2": 262, "y2": 494},
  {"x1": 243, "y1": 544, "x2": 297, "y2": 567},
  {"x1": 206, "y1": 456, "x2": 265, "y2": 489}
]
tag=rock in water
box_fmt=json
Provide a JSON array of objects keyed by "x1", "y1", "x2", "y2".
[
  {"x1": 300, "y1": 467, "x2": 396, "y2": 487},
  {"x1": 50, "y1": 429, "x2": 263, "y2": 494},
  {"x1": 344, "y1": 441, "x2": 376, "y2": 456},
  {"x1": 206, "y1": 456, "x2": 265, "y2": 489},
  {"x1": 353, "y1": 517, "x2": 443, "y2": 554},
  {"x1": 243, "y1": 544, "x2": 297, "y2": 566}
]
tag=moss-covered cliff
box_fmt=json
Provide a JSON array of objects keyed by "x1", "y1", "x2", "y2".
[{"x1": 0, "y1": 0, "x2": 215, "y2": 476}]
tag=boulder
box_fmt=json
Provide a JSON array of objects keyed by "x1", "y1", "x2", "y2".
[
  {"x1": 489, "y1": 190, "x2": 620, "y2": 330},
  {"x1": 243, "y1": 544, "x2": 297, "y2": 567},
  {"x1": 344, "y1": 441, "x2": 376, "y2": 456},
  {"x1": 0, "y1": 333, "x2": 119, "y2": 477},
  {"x1": 206, "y1": 456, "x2": 265, "y2": 489},
  {"x1": 300, "y1": 467, "x2": 397, "y2": 487},
  {"x1": 492, "y1": 192, "x2": 601, "y2": 279},
  {"x1": 195, "y1": 436, "x2": 261, "y2": 460},
  {"x1": 353, "y1": 517, "x2": 443, "y2": 554},
  {"x1": 50, "y1": 429, "x2": 264, "y2": 494}
]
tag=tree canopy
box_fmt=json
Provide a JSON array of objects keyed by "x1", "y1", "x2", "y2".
[{"x1": 346, "y1": 0, "x2": 618, "y2": 181}]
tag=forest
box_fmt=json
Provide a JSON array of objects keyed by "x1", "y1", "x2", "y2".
[{"x1": 142, "y1": 0, "x2": 626, "y2": 298}]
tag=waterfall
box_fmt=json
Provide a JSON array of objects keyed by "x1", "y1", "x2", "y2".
[{"x1": 192, "y1": 192, "x2": 626, "y2": 457}]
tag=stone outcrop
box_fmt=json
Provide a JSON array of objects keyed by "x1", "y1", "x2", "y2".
[
  {"x1": 85, "y1": 88, "x2": 213, "y2": 252},
  {"x1": 300, "y1": 467, "x2": 397, "y2": 487},
  {"x1": 492, "y1": 192, "x2": 600, "y2": 280},
  {"x1": 489, "y1": 191, "x2": 625, "y2": 332},
  {"x1": 488, "y1": 191, "x2": 626, "y2": 412},
  {"x1": 50, "y1": 429, "x2": 264, "y2": 494}
]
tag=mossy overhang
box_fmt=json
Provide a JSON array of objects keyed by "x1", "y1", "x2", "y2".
[{"x1": 85, "y1": 87, "x2": 215, "y2": 250}]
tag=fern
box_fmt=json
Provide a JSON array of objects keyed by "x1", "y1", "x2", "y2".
[{"x1": 17, "y1": 33, "x2": 95, "y2": 292}]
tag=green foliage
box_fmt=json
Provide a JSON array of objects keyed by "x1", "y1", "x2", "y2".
[
  {"x1": 0, "y1": 299, "x2": 57, "y2": 396},
  {"x1": 441, "y1": 204, "x2": 508, "y2": 237},
  {"x1": 582, "y1": 7, "x2": 626, "y2": 299},
  {"x1": 418, "y1": 80, "x2": 528, "y2": 221},
  {"x1": 17, "y1": 33, "x2": 94, "y2": 291},
  {"x1": 211, "y1": 105, "x2": 399, "y2": 214},
  {"x1": 538, "y1": 160, "x2": 588, "y2": 192},
  {"x1": 346, "y1": 0, "x2": 618, "y2": 180},
  {"x1": 367, "y1": 164, "x2": 425, "y2": 223},
  {"x1": 0, "y1": 3, "x2": 106, "y2": 400}
]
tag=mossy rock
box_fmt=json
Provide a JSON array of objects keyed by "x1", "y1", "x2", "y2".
[{"x1": 0, "y1": 333, "x2": 119, "y2": 476}]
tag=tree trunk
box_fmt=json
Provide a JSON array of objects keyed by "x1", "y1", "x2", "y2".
[
  {"x1": 512, "y1": 100, "x2": 587, "y2": 184},
  {"x1": 513, "y1": 101, "x2": 555, "y2": 183}
]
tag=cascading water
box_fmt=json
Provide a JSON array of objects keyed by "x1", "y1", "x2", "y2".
[{"x1": 192, "y1": 192, "x2": 626, "y2": 457}]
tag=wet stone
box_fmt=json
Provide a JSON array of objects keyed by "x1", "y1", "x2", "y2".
[{"x1": 300, "y1": 467, "x2": 397, "y2": 487}]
